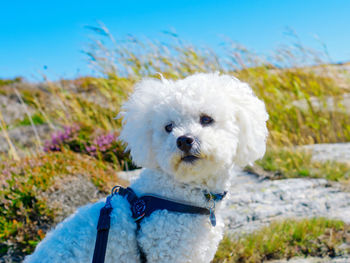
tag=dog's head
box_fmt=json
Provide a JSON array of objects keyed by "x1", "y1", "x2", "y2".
[{"x1": 119, "y1": 73, "x2": 268, "y2": 187}]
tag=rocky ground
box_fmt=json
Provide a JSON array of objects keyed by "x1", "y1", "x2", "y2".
[
  {"x1": 0, "y1": 94, "x2": 52, "y2": 156},
  {"x1": 222, "y1": 172, "x2": 350, "y2": 235},
  {"x1": 224, "y1": 143, "x2": 350, "y2": 263},
  {"x1": 0, "y1": 124, "x2": 51, "y2": 155},
  {"x1": 301, "y1": 143, "x2": 350, "y2": 164}
]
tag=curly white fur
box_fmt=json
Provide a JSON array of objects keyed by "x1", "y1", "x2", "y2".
[{"x1": 24, "y1": 73, "x2": 268, "y2": 263}]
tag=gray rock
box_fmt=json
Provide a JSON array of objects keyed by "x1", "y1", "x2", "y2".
[
  {"x1": 292, "y1": 94, "x2": 350, "y2": 114},
  {"x1": 300, "y1": 143, "x2": 350, "y2": 164},
  {"x1": 222, "y1": 172, "x2": 350, "y2": 234},
  {"x1": 39, "y1": 174, "x2": 106, "y2": 223},
  {"x1": 0, "y1": 95, "x2": 35, "y2": 125},
  {"x1": 0, "y1": 124, "x2": 52, "y2": 155}
]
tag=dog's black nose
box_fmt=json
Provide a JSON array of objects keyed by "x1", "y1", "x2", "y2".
[{"x1": 177, "y1": 135, "x2": 194, "y2": 152}]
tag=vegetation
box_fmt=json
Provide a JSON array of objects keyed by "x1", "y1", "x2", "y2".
[
  {"x1": 1, "y1": 27, "x2": 349, "y2": 148},
  {"x1": 248, "y1": 147, "x2": 350, "y2": 184},
  {"x1": 15, "y1": 113, "x2": 46, "y2": 127},
  {"x1": 214, "y1": 218, "x2": 350, "y2": 263},
  {"x1": 43, "y1": 123, "x2": 135, "y2": 169},
  {"x1": 0, "y1": 150, "x2": 124, "y2": 255},
  {"x1": 83, "y1": 25, "x2": 350, "y2": 145},
  {"x1": 236, "y1": 68, "x2": 350, "y2": 145},
  {"x1": 0, "y1": 77, "x2": 22, "y2": 88}
]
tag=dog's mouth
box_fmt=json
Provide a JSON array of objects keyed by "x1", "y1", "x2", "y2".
[{"x1": 181, "y1": 155, "x2": 200, "y2": 163}]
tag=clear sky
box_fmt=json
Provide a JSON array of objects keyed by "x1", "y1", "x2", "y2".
[{"x1": 1, "y1": 0, "x2": 350, "y2": 81}]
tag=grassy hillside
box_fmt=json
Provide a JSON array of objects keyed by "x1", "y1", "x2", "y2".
[{"x1": 0, "y1": 28, "x2": 350, "y2": 261}]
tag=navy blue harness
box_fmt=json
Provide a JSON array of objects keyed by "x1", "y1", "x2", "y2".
[{"x1": 92, "y1": 186, "x2": 227, "y2": 263}]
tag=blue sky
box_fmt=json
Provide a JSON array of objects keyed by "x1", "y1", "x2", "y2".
[{"x1": 1, "y1": 0, "x2": 350, "y2": 81}]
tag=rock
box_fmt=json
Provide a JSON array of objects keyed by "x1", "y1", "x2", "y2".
[
  {"x1": 300, "y1": 143, "x2": 350, "y2": 164},
  {"x1": 222, "y1": 172, "x2": 350, "y2": 234},
  {"x1": 292, "y1": 93, "x2": 350, "y2": 114},
  {"x1": 39, "y1": 174, "x2": 106, "y2": 223},
  {"x1": 0, "y1": 124, "x2": 52, "y2": 155},
  {"x1": 0, "y1": 95, "x2": 35, "y2": 125}
]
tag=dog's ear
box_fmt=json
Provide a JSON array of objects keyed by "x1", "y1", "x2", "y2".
[
  {"x1": 119, "y1": 78, "x2": 163, "y2": 169},
  {"x1": 231, "y1": 81, "x2": 269, "y2": 167}
]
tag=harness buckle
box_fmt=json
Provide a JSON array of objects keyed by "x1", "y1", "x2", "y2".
[{"x1": 132, "y1": 198, "x2": 147, "y2": 221}]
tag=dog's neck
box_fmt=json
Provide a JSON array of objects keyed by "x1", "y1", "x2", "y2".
[{"x1": 130, "y1": 168, "x2": 232, "y2": 208}]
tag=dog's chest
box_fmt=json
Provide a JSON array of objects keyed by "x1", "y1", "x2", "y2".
[{"x1": 137, "y1": 210, "x2": 223, "y2": 263}]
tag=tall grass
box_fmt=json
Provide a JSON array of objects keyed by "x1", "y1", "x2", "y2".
[
  {"x1": 15, "y1": 24, "x2": 349, "y2": 149},
  {"x1": 235, "y1": 67, "x2": 350, "y2": 145}
]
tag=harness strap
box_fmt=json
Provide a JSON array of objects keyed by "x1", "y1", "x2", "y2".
[
  {"x1": 136, "y1": 195, "x2": 210, "y2": 220},
  {"x1": 117, "y1": 187, "x2": 148, "y2": 263},
  {"x1": 92, "y1": 199, "x2": 113, "y2": 263},
  {"x1": 135, "y1": 221, "x2": 147, "y2": 263},
  {"x1": 92, "y1": 186, "x2": 222, "y2": 263}
]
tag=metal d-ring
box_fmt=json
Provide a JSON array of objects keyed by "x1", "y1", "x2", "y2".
[
  {"x1": 207, "y1": 196, "x2": 216, "y2": 210},
  {"x1": 207, "y1": 196, "x2": 217, "y2": 227},
  {"x1": 111, "y1": 185, "x2": 122, "y2": 196}
]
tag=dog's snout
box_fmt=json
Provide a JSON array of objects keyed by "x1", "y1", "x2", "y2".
[{"x1": 177, "y1": 135, "x2": 194, "y2": 152}]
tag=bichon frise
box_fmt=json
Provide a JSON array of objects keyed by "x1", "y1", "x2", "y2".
[{"x1": 25, "y1": 73, "x2": 268, "y2": 263}]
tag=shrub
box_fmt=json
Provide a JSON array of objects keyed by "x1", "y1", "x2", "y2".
[
  {"x1": 0, "y1": 150, "x2": 124, "y2": 255},
  {"x1": 44, "y1": 124, "x2": 136, "y2": 170}
]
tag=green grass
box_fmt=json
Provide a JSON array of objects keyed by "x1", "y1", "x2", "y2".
[
  {"x1": 250, "y1": 147, "x2": 350, "y2": 183},
  {"x1": 214, "y1": 218, "x2": 350, "y2": 263},
  {"x1": 15, "y1": 113, "x2": 46, "y2": 126},
  {"x1": 0, "y1": 77, "x2": 22, "y2": 88}
]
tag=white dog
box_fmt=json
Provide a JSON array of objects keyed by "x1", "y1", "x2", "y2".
[{"x1": 24, "y1": 73, "x2": 268, "y2": 263}]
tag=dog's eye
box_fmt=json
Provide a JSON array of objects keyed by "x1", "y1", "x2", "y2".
[
  {"x1": 200, "y1": 115, "x2": 214, "y2": 126},
  {"x1": 165, "y1": 122, "x2": 174, "y2": 133}
]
